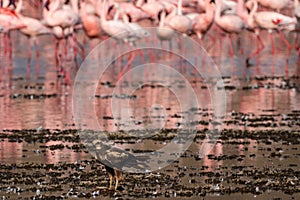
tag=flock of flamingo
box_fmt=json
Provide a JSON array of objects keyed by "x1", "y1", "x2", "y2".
[{"x1": 0, "y1": 0, "x2": 300, "y2": 83}]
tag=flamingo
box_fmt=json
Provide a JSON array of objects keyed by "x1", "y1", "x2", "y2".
[
  {"x1": 156, "y1": 9, "x2": 175, "y2": 44},
  {"x1": 191, "y1": 0, "x2": 215, "y2": 42},
  {"x1": 135, "y1": 0, "x2": 175, "y2": 24},
  {"x1": 44, "y1": 0, "x2": 80, "y2": 37},
  {"x1": 221, "y1": 0, "x2": 238, "y2": 15},
  {"x1": 112, "y1": 2, "x2": 150, "y2": 44},
  {"x1": 15, "y1": 0, "x2": 51, "y2": 76},
  {"x1": 80, "y1": 0, "x2": 102, "y2": 38},
  {"x1": 97, "y1": 0, "x2": 140, "y2": 78},
  {"x1": 294, "y1": 0, "x2": 300, "y2": 53},
  {"x1": 0, "y1": 1, "x2": 26, "y2": 65},
  {"x1": 107, "y1": 0, "x2": 150, "y2": 23},
  {"x1": 96, "y1": 0, "x2": 135, "y2": 42},
  {"x1": 245, "y1": 0, "x2": 296, "y2": 62},
  {"x1": 256, "y1": 0, "x2": 290, "y2": 12},
  {"x1": 214, "y1": 0, "x2": 245, "y2": 56},
  {"x1": 165, "y1": 0, "x2": 192, "y2": 35},
  {"x1": 43, "y1": 0, "x2": 82, "y2": 83}
]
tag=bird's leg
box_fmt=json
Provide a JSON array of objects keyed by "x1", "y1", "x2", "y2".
[
  {"x1": 228, "y1": 34, "x2": 234, "y2": 57},
  {"x1": 34, "y1": 38, "x2": 40, "y2": 78},
  {"x1": 0, "y1": 34, "x2": 2, "y2": 59},
  {"x1": 7, "y1": 33, "x2": 13, "y2": 67},
  {"x1": 148, "y1": 48, "x2": 155, "y2": 63},
  {"x1": 118, "y1": 50, "x2": 136, "y2": 79},
  {"x1": 74, "y1": 33, "x2": 84, "y2": 57},
  {"x1": 27, "y1": 37, "x2": 32, "y2": 78},
  {"x1": 269, "y1": 31, "x2": 275, "y2": 54},
  {"x1": 294, "y1": 32, "x2": 298, "y2": 50},
  {"x1": 54, "y1": 38, "x2": 60, "y2": 72},
  {"x1": 277, "y1": 30, "x2": 291, "y2": 54},
  {"x1": 257, "y1": 34, "x2": 265, "y2": 53},
  {"x1": 108, "y1": 174, "x2": 113, "y2": 190},
  {"x1": 115, "y1": 177, "x2": 119, "y2": 190},
  {"x1": 246, "y1": 33, "x2": 264, "y2": 67},
  {"x1": 3, "y1": 33, "x2": 8, "y2": 57},
  {"x1": 237, "y1": 35, "x2": 244, "y2": 56},
  {"x1": 138, "y1": 48, "x2": 144, "y2": 64},
  {"x1": 228, "y1": 34, "x2": 235, "y2": 77},
  {"x1": 219, "y1": 35, "x2": 223, "y2": 65},
  {"x1": 64, "y1": 37, "x2": 68, "y2": 61}
]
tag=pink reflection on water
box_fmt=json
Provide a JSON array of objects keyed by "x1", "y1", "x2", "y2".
[
  {"x1": 45, "y1": 141, "x2": 86, "y2": 164},
  {"x1": 0, "y1": 139, "x2": 22, "y2": 163}
]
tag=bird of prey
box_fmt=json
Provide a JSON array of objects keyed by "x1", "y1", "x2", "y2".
[{"x1": 89, "y1": 139, "x2": 150, "y2": 190}]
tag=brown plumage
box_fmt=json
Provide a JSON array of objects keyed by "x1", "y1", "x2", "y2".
[{"x1": 90, "y1": 140, "x2": 150, "y2": 190}]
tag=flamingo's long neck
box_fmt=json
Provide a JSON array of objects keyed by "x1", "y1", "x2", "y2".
[
  {"x1": 15, "y1": 0, "x2": 22, "y2": 14},
  {"x1": 113, "y1": 3, "x2": 120, "y2": 21},
  {"x1": 247, "y1": 0, "x2": 258, "y2": 29},
  {"x1": 44, "y1": 0, "x2": 62, "y2": 25},
  {"x1": 177, "y1": 0, "x2": 182, "y2": 15},
  {"x1": 70, "y1": 0, "x2": 78, "y2": 14},
  {"x1": 204, "y1": 0, "x2": 214, "y2": 21},
  {"x1": 237, "y1": 0, "x2": 249, "y2": 23},
  {"x1": 159, "y1": 10, "x2": 166, "y2": 28},
  {"x1": 215, "y1": 0, "x2": 222, "y2": 22}
]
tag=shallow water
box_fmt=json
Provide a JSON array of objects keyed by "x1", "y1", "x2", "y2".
[{"x1": 0, "y1": 6, "x2": 300, "y2": 199}]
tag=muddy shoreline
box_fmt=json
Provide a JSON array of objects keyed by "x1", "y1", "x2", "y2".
[{"x1": 0, "y1": 128, "x2": 299, "y2": 199}]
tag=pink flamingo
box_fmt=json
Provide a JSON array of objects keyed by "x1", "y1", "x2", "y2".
[
  {"x1": 15, "y1": 0, "x2": 51, "y2": 77},
  {"x1": 214, "y1": 0, "x2": 245, "y2": 56},
  {"x1": 156, "y1": 9, "x2": 175, "y2": 44},
  {"x1": 294, "y1": 0, "x2": 300, "y2": 53},
  {"x1": 245, "y1": 0, "x2": 296, "y2": 66},
  {"x1": 96, "y1": 0, "x2": 134, "y2": 42},
  {"x1": 97, "y1": 0, "x2": 139, "y2": 78},
  {"x1": 136, "y1": 0, "x2": 175, "y2": 24},
  {"x1": 165, "y1": 0, "x2": 192, "y2": 35},
  {"x1": 80, "y1": 0, "x2": 102, "y2": 39},
  {"x1": 44, "y1": 0, "x2": 82, "y2": 83},
  {"x1": 0, "y1": 2, "x2": 25, "y2": 66},
  {"x1": 191, "y1": 0, "x2": 215, "y2": 42},
  {"x1": 107, "y1": 0, "x2": 150, "y2": 23},
  {"x1": 256, "y1": 0, "x2": 290, "y2": 12}
]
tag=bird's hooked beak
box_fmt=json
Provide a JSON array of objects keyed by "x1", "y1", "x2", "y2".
[{"x1": 44, "y1": 0, "x2": 50, "y2": 11}]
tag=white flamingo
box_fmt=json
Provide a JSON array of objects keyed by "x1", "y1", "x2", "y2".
[
  {"x1": 156, "y1": 9, "x2": 175, "y2": 43},
  {"x1": 108, "y1": 0, "x2": 150, "y2": 22},
  {"x1": 246, "y1": 0, "x2": 296, "y2": 56},
  {"x1": 256, "y1": 0, "x2": 290, "y2": 12},
  {"x1": 0, "y1": 1, "x2": 25, "y2": 64},
  {"x1": 15, "y1": 0, "x2": 51, "y2": 76},
  {"x1": 214, "y1": 0, "x2": 245, "y2": 56},
  {"x1": 165, "y1": 0, "x2": 192, "y2": 35},
  {"x1": 96, "y1": 0, "x2": 135, "y2": 43},
  {"x1": 191, "y1": 0, "x2": 215, "y2": 41},
  {"x1": 136, "y1": 0, "x2": 175, "y2": 24}
]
